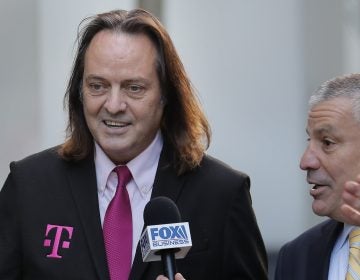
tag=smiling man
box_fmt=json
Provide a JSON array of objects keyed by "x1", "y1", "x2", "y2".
[
  {"x1": 0, "y1": 9, "x2": 267, "y2": 280},
  {"x1": 275, "y1": 73, "x2": 360, "y2": 280}
]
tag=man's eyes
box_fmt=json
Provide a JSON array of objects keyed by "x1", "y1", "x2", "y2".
[
  {"x1": 89, "y1": 83, "x2": 106, "y2": 90},
  {"x1": 85, "y1": 81, "x2": 147, "y2": 98},
  {"x1": 322, "y1": 137, "x2": 337, "y2": 151},
  {"x1": 126, "y1": 84, "x2": 144, "y2": 93},
  {"x1": 123, "y1": 84, "x2": 146, "y2": 98},
  {"x1": 323, "y1": 139, "x2": 334, "y2": 146}
]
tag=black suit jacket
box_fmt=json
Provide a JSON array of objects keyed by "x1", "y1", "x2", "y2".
[
  {"x1": 274, "y1": 219, "x2": 343, "y2": 280},
  {"x1": 0, "y1": 145, "x2": 267, "y2": 280}
]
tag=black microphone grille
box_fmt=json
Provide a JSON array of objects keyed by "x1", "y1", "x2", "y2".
[{"x1": 143, "y1": 196, "x2": 181, "y2": 227}]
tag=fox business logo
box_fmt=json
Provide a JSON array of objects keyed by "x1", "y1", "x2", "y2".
[
  {"x1": 150, "y1": 224, "x2": 190, "y2": 247},
  {"x1": 140, "y1": 222, "x2": 192, "y2": 261}
]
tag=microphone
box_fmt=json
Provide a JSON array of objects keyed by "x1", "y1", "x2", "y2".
[{"x1": 140, "y1": 197, "x2": 192, "y2": 280}]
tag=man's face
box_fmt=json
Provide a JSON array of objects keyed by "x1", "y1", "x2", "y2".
[
  {"x1": 82, "y1": 30, "x2": 164, "y2": 164},
  {"x1": 300, "y1": 97, "x2": 360, "y2": 221}
]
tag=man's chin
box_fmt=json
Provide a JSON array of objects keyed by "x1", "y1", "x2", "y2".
[
  {"x1": 312, "y1": 201, "x2": 330, "y2": 217},
  {"x1": 101, "y1": 145, "x2": 132, "y2": 164}
]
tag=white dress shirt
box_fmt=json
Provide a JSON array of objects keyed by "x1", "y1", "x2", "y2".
[
  {"x1": 328, "y1": 224, "x2": 355, "y2": 280},
  {"x1": 95, "y1": 131, "x2": 163, "y2": 263}
]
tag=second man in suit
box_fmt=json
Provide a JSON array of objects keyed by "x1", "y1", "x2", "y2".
[{"x1": 275, "y1": 73, "x2": 360, "y2": 280}]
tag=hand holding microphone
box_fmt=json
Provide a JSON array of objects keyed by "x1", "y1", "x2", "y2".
[
  {"x1": 156, "y1": 272, "x2": 186, "y2": 280},
  {"x1": 140, "y1": 197, "x2": 192, "y2": 280}
]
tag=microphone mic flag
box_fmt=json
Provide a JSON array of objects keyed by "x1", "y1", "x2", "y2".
[{"x1": 140, "y1": 197, "x2": 192, "y2": 280}]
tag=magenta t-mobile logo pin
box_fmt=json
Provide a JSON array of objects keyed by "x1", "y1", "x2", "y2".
[{"x1": 43, "y1": 224, "x2": 74, "y2": 258}]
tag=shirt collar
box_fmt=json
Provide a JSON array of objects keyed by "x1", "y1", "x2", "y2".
[
  {"x1": 94, "y1": 131, "x2": 163, "y2": 197},
  {"x1": 126, "y1": 131, "x2": 163, "y2": 197},
  {"x1": 94, "y1": 143, "x2": 117, "y2": 196},
  {"x1": 333, "y1": 223, "x2": 357, "y2": 252}
]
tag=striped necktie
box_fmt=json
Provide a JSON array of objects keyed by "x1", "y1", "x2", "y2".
[
  {"x1": 346, "y1": 228, "x2": 360, "y2": 280},
  {"x1": 103, "y1": 166, "x2": 132, "y2": 280}
]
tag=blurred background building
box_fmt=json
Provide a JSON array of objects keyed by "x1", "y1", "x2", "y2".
[{"x1": 1, "y1": 0, "x2": 359, "y2": 278}]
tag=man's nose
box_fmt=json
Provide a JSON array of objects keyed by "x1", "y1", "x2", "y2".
[
  {"x1": 104, "y1": 89, "x2": 127, "y2": 114},
  {"x1": 300, "y1": 145, "x2": 320, "y2": 171}
]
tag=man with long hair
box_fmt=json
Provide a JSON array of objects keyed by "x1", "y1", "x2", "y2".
[{"x1": 0, "y1": 9, "x2": 267, "y2": 279}]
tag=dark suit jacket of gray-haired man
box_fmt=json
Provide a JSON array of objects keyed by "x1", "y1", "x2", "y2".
[{"x1": 275, "y1": 73, "x2": 360, "y2": 280}]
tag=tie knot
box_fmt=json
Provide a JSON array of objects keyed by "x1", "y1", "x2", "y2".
[
  {"x1": 349, "y1": 228, "x2": 360, "y2": 246},
  {"x1": 114, "y1": 166, "x2": 132, "y2": 189}
]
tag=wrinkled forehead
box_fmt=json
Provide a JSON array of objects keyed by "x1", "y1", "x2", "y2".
[
  {"x1": 308, "y1": 97, "x2": 354, "y2": 121},
  {"x1": 310, "y1": 96, "x2": 360, "y2": 122},
  {"x1": 306, "y1": 97, "x2": 360, "y2": 135}
]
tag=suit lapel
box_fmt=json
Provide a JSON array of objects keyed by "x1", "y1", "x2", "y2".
[
  {"x1": 320, "y1": 220, "x2": 343, "y2": 280},
  {"x1": 65, "y1": 156, "x2": 109, "y2": 280},
  {"x1": 306, "y1": 220, "x2": 343, "y2": 280},
  {"x1": 129, "y1": 145, "x2": 186, "y2": 280}
]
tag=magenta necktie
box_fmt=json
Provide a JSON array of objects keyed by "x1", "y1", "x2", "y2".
[{"x1": 103, "y1": 166, "x2": 133, "y2": 280}]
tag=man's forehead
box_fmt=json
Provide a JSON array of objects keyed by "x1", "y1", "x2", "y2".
[
  {"x1": 307, "y1": 99, "x2": 353, "y2": 124},
  {"x1": 309, "y1": 97, "x2": 353, "y2": 114}
]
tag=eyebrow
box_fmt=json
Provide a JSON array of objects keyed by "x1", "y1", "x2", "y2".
[
  {"x1": 84, "y1": 75, "x2": 106, "y2": 82},
  {"x1": 314, "y1": 125, "x2": 334, "y2": 136},
  {"x1": 84, "y1": 75, "x2": 150, "y2": 85},
  {"x1": 122, "y1": 78, "x2": 151, "y2": 85},
  {"x1": 306, "y1": 124, "x2": 335, "y2": 136}
]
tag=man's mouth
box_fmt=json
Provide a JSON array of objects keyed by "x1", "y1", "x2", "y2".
[
  {"x1": 309, "y1": 184, "x2": 329, "y2": 197},
  {"x1": 104, "y1": 120, "x2": 129, "y2": 128},
  {"x1": 311, "y1": 184, "x2": 326, "y2": 190}
]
